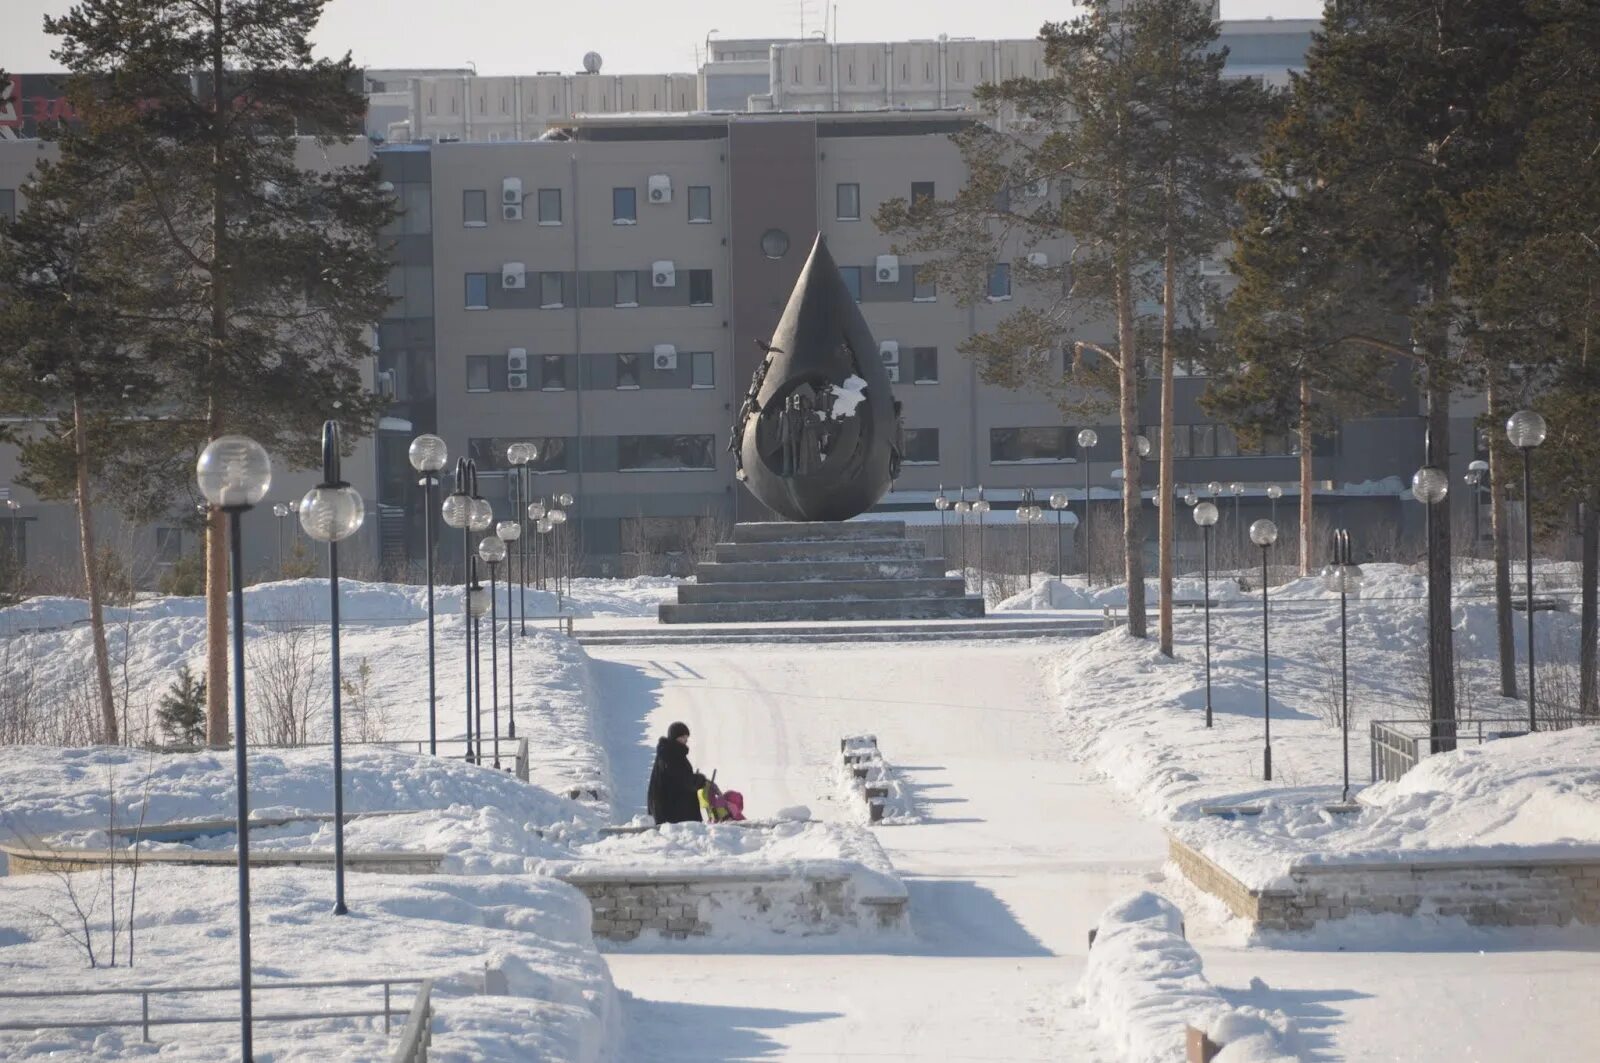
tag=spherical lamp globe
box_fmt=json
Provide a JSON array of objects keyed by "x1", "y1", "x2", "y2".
[
  {"x1": 196, "y1": 436, "x2": 272, "y2": 509},
  {"x1": 408, "y1": 434, "x2": 448, "y2": 474},
  {"x1": 1249, "y1": 518, "x2": 1279, "y2": 547},
  {"x1": 1193, "y1": 501, "x2": 1219, "y2": 527},
  {"x1": 1411, "y1": 467, "x2": 1449, "y2": 504},
  {"x1": 299, "y1": 485, "x2": 365, "y2": 542},
  {"x1": 1077, "y1": 428, "x2": 1098, "y2": 449},
  {"x1": 1506, "y1": 409, "x2": 1547, "y2": 450}
]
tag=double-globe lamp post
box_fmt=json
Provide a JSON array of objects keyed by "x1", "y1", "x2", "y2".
[
  {"x1": 953, "y1": 490, "x2": 971, "y2": 584},
  {"x1": 195, "y1": 435, "x2": 273, "y2": 1062},
  {"x1": 408, "y1": 434, "x2": 448, "y2": 755},
  {"x1": 973, "y1": 488, "x2": 991, "y2": 601},
  {"x1": 1251, "y1": 518, "x2": 1279, "y2": 781},
  {"x1": 1193, "y1": 500, "x2": 1220, "y2": 727},
  {"x1": 1507, "y1": 409, "x2": 1548, "y2": 731},
  {"x1": 934, "y1": 486, "x2": 950, "y2": 563},
  {"x1": 1464, "y1": 459, "x2": 1489, "y2": 556},
  {"x1": 497, "y1": 521, "x2": 522, "y2": 739},
  {"x1": 1016, "y1": 500, "x2": 1044, "y2": 588},
  {"x1": 1411, "y1": 458, "x2": 1450, "y2": 741},
  {"x1": 478, "y1": 533, "x2": 507, "y2": 768},
  {"x1": 1324, "y1": 528, "x2": 1363, "y2": 803},
  {"x1": 1077, "y1": 429, "x2": 1098, "y2": 585},
  {"x1": 442, "y1": 461, "x2": 493, "y2": 762},
  {"x1": 298, "y1": 421, "x2": 365, "y2": 916},
  {"x1": 506, "y1": 443, "x2": 540, "y2": 634}
]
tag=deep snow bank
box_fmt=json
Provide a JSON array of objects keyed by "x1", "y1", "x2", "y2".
[{"x1": 1079, "y1": 892, "x2": 1299, "y2": 1063}]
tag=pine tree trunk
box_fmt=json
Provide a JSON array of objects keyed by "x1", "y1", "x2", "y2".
[
  {"x1": 1157, "y1": 239, "x2": 1176, "y2": 656},
  {"x1": 1487, "y1": 372, "x2": 1518, "y2": 698},
  {"x1": 1298, "y1": 376, "x2": 1314, "y2": 577},
  {"x1": 1116, "y1": 259, "x2": 1146, "y2": 639},
  {"x1": 73, "y1": 397, "x2": 118, "y2": 744},
  {"x1": 1581, "y1": 483, "x2": 1598, "y2": 719},
  {"x1": 203, "y1": 3, "x2": 231, "y2": 749},
  {"x1": 1425, "y1": 372, "x2": 1457, "y2": 750}
]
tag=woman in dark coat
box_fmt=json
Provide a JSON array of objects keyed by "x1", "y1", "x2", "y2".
[{"x1": 647, "y1": 721, "x2": 706, "y2": 825}]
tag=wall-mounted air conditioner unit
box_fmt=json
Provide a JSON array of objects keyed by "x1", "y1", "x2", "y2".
[
  {"x1": 886, "y1": 364, "x2": 902, "y2": 383},
  {"x1": 507, "y1": 348, "x2": 528, "y2": 373},
  {"x1": 501, "y1": 262, "x2": 526, "y2": 289},
  {"x1": 647, "y1": 173, "x2": 673, "y2": 204},
  {"x1": 502, "y1": 177, "x2": 523, "y2": 205},
  {"x1": 653, "y1": 343, "x2": 678, "y2": 371},
  {"x1": 1027, "y1": 252, "x2": 1050, "y2": 268},
  {"x1": 652, "y1": 260, "x2": 676, "y2": 287},
  {"x1": 875, "y1": 254, "x2": 899, "y2": 284},
  {"x1": 503, "y1": 202, "x2": 523, "y2": 221},
  {"x1": 879, "y1": 340, "x2": 900, "y2": 365},
  {"x1": 507, "y1": 372, "x2": 528, "y2": 390}
]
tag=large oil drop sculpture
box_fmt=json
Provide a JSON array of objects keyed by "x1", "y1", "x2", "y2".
[{"x1": 732, "y1": 235, "x2": 901, "y2": 522}]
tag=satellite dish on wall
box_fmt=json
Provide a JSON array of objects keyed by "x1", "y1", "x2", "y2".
[{"x1": 583, "y1": 52, "x2": 603, "y2": 74}]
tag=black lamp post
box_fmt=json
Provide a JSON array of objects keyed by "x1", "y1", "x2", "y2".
[
  {"x1": 1325, "y1": 528, "x2": 1363, "y2": 803},
  {"x1": 973, "y1": 488, "x2": 991, "y2": 602},
  {"x1": 554, "y1": 492, "x2": 575, "y2": 601},
  {"x1": 408, "y1": 435, "x2": 448, "y2": 755},
  {"x1": 1464, "y1": 459, "x2": 1489, "y2": 558},
  {"x1": 1049, "y1": 492, "x2": 1069, "y2": 580},
  {"x1": 478, "y1": 534, "x2": 507, "y2": 768},
  {"x1": 441, "y1": 461, "x2": 475, "y2": 761},
  {"x1": 466, "y1": 477, "x2": 492, "y2": 760},
  {"x1": 507, "y1": 443, "x2": 539, "y2": 636},
  {"x1": 1194, "y1": 501, "x2": 1219, "y2": 727},
  {"x1": 1230, "y1": 482, "x2": 1245, "y2": 561},
  {"x1": 272, "y1": 502, "x2": 290, "y2": 572},
  {"x1": 1251, "y1": 518, "x2": 1279, "y2": 780},
  {"x1": 196, "y1": 434, "x2": 273, "y2": 1062},
  {"x1": 298, "y1": 420, "x2": 365, "y2": 916},
  {"x1": 1507, "y1": 409, "x2": 1548, "y2": 731},
  {"x1": 1017, "y1": 496, "x2": 1043, "y2": 588},
  {"x1": 1412, "y1": 458, "x2": 1451, "y2": 746},
  {"x1": 953, "y1": 490, "x2": 971, "y2": 589},
  {"x1": 497, "y1": 521, "x2": 522, "y2": 739},
  {"x1": 528, "y1": 498, "x2": 548, "y2": 590},
  {"x1": 1078, "y1": 429, "x2": 1098, "y2": 585},
  {"x1": 934, "y1": 486, "x2": 950, "y2": 565}
]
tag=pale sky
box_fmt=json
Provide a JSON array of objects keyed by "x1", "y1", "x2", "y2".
[{"x1": 5, "y1": 1, "x2": 1322, "y2": 76}]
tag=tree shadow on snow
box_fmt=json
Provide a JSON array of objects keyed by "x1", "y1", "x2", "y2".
[
  {"x1": 588, "y1": 658, "x2": 668, "y2": 817},
  {"x1": 894, "y1": 766, "x2": 981, "y2": 825},
  {"x1": 901, "y1": 876, "x2": 1054, "y2": 958},
  {"x1": 1217, "y1": 979, "x2": 1370, "y2": 1061},
  {"x1": 1174, "y1": 683, "x2": 1318, "y2": 723},
  {"x1": 621, "y1": 993, "x2": 842, "y2": 1060}
]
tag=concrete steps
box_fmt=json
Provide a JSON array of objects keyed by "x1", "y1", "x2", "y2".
[
  {"x1": 677, "y1": 577, "x2": 968, "y2": 604},
  {"x1": 661, "y1": 520, "x2": 986, "y2": 625},
  {"x1": 580, "y1": 617, "x2": 1103, "y2": 647}
]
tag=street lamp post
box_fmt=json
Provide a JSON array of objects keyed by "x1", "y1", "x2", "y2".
[
  {"x1": 1230, "y1": 482, "x2": 1245, "y2": 561},
  {"x1": 1017, "y1": 501, "x2": 1044, "y2": 588},
  {"x1": 466, "y1": 478, "x2": 493, "y2": 760},
  {"x1": 507, "y1": 444, "x2": 539, "y2": 635},
  {"x1": 441, "y1": 461, "x2": 475, "y2": 761},
  {"x1": 1049, "y1": 492, "x2": 1069, "y2": 580},
  {"x1": 272, "y1": 502, "x2": 290, "y2": 572},
  {"x1": 1078, "y1": 429, "x2": 1098, "y2": 585},
  {"x1": 1194, "y1": 502, "x2": 1219, "y2": 727},
  {"x1": 934, "y1": 486, "x2": 950, "y2": 564},
  {"x1": 1507, "y1": 409, "x2": 1548, "y2": 731},
  {"x1": 1251, "y1": 518, "x2": 1279, "y2": 781},
  {"x1": 973, "y1": 488, "x2": 991, "y2": 602},
  {"x1": 555, "y1": 492, "x2": 575, "y2": 597},
  {"x1": 408, "y1": 435, "x2": 448, "y2": 756},
  {"x1": 550, "y1": 504, "x2": 570, "y2": 608},
  {"x1": 527, "y1": 498, "x2": 547, "y2": 590},
  {"x1": 195, "y1": 435, "x2": 273, "y2": 1062},
  {"x1": 1325, "y1": 529, "x2": 1363, "y2": 803},
  {"x1": 298, "y1": 421, "x2": 366, "y2": 916},
  {"x1": 496, "y1": 521, "x2": 522, "y2": 738},
  {"x1": 1412, "y1": 459, "x2": 1451, "y2": 745},
  {"x1": 478, "y1": 534, "x2": 507, "y2": 768},
  {"x1": 1465, "y1": 459, "x2": 1489, "y2": 557},
  {"x1": 953, "y1": 491, "x2": 971, "y2": 591},
  {"x1": 1267, "y1": 484, "x2": 1282, "y2": 526}
]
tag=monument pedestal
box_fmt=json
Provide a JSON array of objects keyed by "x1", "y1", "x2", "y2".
[{"x1": 659, "y1": 520, "x2": 985, "y2": 624}]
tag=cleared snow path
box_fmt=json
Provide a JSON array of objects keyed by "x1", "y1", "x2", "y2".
[{"x1": 587, "y1": 642, "x2": 1169, "y2": 1061}]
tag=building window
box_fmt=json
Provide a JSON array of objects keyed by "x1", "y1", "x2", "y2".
[
  {"x1": 687, "y1": 185, "x2": 712, "y2": 223},
  {"x1": 904, "y1": 429, "x2": 940, "y2": 465},
  {"x1": 1172, "y1": 425, "x2": 1192, "y2": 459},
  {"x1": 988, "y1": 263, "x2": 1012, "y2": 300},
  {"x1": 912, "y1": 346, "x2": 939, "y2": 384},
  {"x1": 1192, "y1": 424, "x2": 1216, "y2": 458},
  {"x1": 465, "y1": 273, "x2": 489, "y2": 309},
  {"x1": 155, "y1": 527, "x2": 183, "y2": 563},
  {"x1": 911, "y1": 181, "x2": 935, "y2": 206},
  {"x1": 466, "y1": 355, "x2": 492, "y2": 392},
  {"x1": 1216, "y1": 424, "x2": 1239, "y2": 458},
  {"x1": 688, "y1": 269, "x2": 713, "y2": 306},
  {"x1": 537, "y1": 188, "x2": 562, "y2": 224},
  {"x1": 541, "y1": 355, "x2": 566, "y2": 391},
  {"x1": 617, "y1": 352, "x2": 642, "y2": 389},
  {"x1": 840, "y1": 266, "x2": 862, "y2": 302},
  {"x1": 470, "y1": 437, "x2": 567, "y2": 472},
  {"x1": 540, "y1": 272, "x2": 564, "y2": 308},
  {"x1": 912, "y1": 266, "x2": 937, "y2": 302},
  {"x1": 618, "y1": 435, "x2": 716, "y2": 471},
  {"x1": 691, "y1": 351, "x2": 715, "y2": 388},
  {"x1": 463, "y1": 189, "x2": 487, "y2": 226},
  {"x1": 990, "y1": 426, "x2": 1071, "y2": 463},
  {"x1": 615, "y1": 270, "x2": 638, "y2": 307},
  {"x1": 836, "y1": 182, "x2": 861, "y2": 221},
  {"x1": 613, "y1": 187, "x2": 637, "y2": 224}
]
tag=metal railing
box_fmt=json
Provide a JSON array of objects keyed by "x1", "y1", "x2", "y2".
[
  {"x1": 1368, "y1": 716, "x2": 1527, "y2": 782},
  {"x1": 0, "y1": 977, "x2": 425, "y2": 1045},
  {"x1": 391, "y1": 979, "x2": 435, "y2": 1063}
]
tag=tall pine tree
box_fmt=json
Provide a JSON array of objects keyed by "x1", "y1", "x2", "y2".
[
  {"x1": 45, "y1": 1, "x2": 394, "y2": 744},
  {"x1": 877, "y1": 0, "x2": 1269, "y2": 645}
]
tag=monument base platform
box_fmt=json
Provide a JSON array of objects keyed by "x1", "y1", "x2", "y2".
[{"x1": 659, "y1": 520, "x2": 984, "y2": 624}]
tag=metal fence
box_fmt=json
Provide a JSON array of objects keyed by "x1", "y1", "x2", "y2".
[
  {"x1": 390, "y1": 979, "x2": 435, "y2": 1063},
  {"x1": 1368, "y1": 716, "x2": 1535, "y2": 782},
  {"x1": 0, "y1": 976, "x2": 426, "y2": 1046}
]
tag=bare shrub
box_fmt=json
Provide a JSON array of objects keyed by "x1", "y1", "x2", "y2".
[
  {"x1": 341, "y1": 656, "x2": 392, "y2": 743},
  {"x1": 247, "y1": 596, "x2": 326, "y2": 746}
]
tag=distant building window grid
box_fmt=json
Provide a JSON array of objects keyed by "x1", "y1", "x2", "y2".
[
  {"x1": 903, "y1": 428, "x2": 940, "y2": 465},
  {"x1": 463, "y1": 189, "x2": 487, "y2": 226},
  {"x1": 990, "y1": 426, "x2": 1071, "y2": 463},
  {"x1": 538, "y1": 188, "x2": 562, "y2": 224},
  {"x1": 688, "y1": 269, "x2": 714, "y2": 306},
  {"x1": 466, "y1": 354, "x2": 491, "y2": 392},
  {"x1": 465, "y1": 272, "x2": 489, "y2": 309},
  {"x1": 618, "y1": 434, "x2": 716, "y2": 471},
  {"x1": 837, "y1": 182, "x2": 861, "y2": 221},
  {"x1": 615, "y1": 270, "x2": 639, "y2": 307},
  {"x1": 687, "y1": 185, "x2": 712, "y2": 223},
  {"x1": 912, "y1": 346, "x2": 939, "y2": 384},
  {"x1": 613, "y1": 186, "x2": 637, "y2": 223}
]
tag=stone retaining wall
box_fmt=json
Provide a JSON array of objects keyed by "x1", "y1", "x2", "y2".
[
  {"x1": 559, "y1": 870, "x2": 908, "y2": 942},
  {"x1": 0, "y1": 843, "x2": 444, "y2": 877},
  {"x1": 1170, "y1": 835, "x2": 1600, "y2": 932}
]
